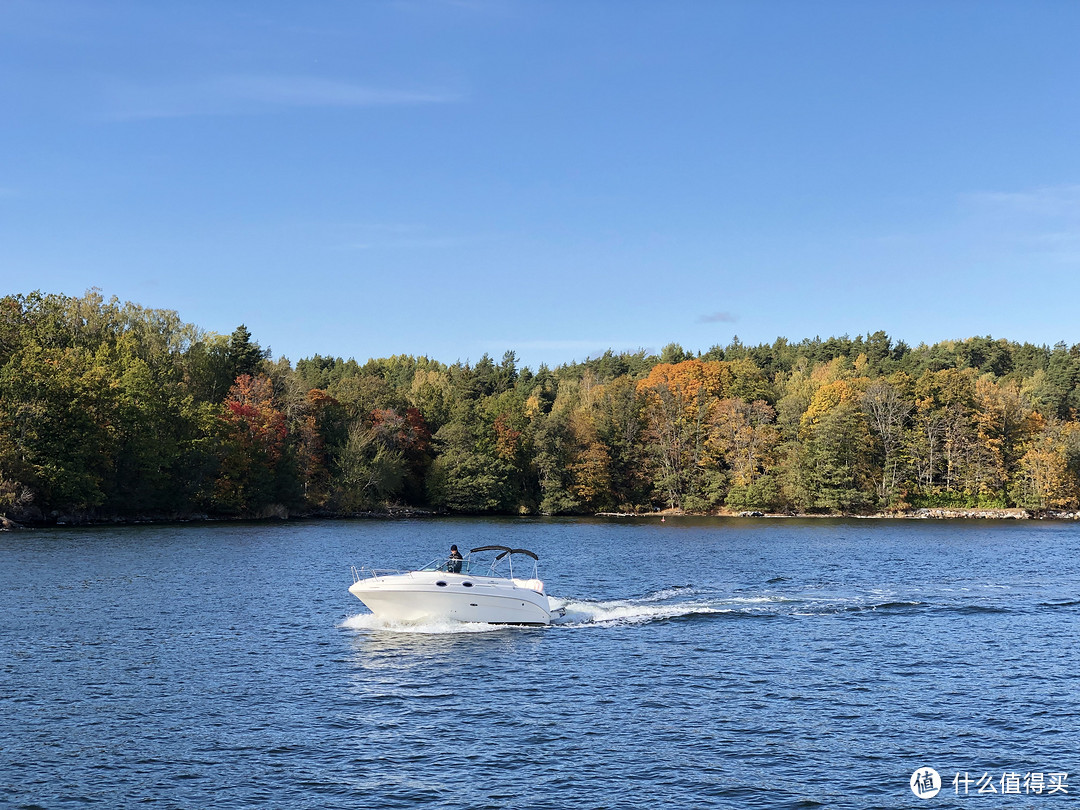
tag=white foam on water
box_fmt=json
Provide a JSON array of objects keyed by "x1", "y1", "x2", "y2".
[
  {"x1": 340, "y1": 613, "x2": 510, "y2": 635},
  {"x1": 639, "y1": 585, "x2": 697, "y2": 602},
  {"x1": 724, "y1": 595, "x2": 798, "y2": 604},
  {"x1": 549, "y1": 595, "x2": 728, "y2": 627}
]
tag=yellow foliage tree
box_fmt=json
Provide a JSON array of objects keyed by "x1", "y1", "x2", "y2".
[
  {"x1": 567, "y1": 411, "x2": 612, "y2": 507},
  {"x1": 1011, "y1": 423, "x2": 1080, "y2": 509},
  {"x1": 707, "y1": 398, "x2": 779, "y2": 489},
  {"x1": 970, "y1": 376, "x2": 1041, "y2": 496},
  {"x1": 636, "y1": 360, "x2": 731, "y2": 509},
  {"x1": 801, "y1": 379, "x2": 865, "y2": 429}
]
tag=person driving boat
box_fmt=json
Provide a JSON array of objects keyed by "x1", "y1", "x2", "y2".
[{"x1": 448, "y1": 544, "x2": 463, "y2": 573}]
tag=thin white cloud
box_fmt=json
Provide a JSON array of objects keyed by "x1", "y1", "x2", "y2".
[
  {"x1": 217, "y1": 75, "x2": 457, "y2": 107},
  {"x1": 394, "y1": 0, "x2": 515, "y2": 14},
  {"x1": 334, "y1": 235, "x2": 495, "y2": 251},
  {"x1": 325, "y1": 222, "x2": 500, "y2": 251},
  {"x1": 963, "y1": 184, "x2": 1080, "y2": 219},
  {"x1": 960, "y1": 183, "x2": 1080, "y2": 264},
  {"x1": 698, "y1": 311, "x2": 737, "y2": 324},
  {"x1": 101, "y1": 74, "x2": 462, "y2": 120}
]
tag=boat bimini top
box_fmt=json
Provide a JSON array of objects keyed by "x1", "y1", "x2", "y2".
[
  {"x1": 461, "y1": 546, "x2": 543, "y2": 592},
  {"x1": 470, "y1": 545, "x2": 539, "y2": 561}
]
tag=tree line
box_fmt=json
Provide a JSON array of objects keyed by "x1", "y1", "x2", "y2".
[{"x1": 3, "y1": 290, "x2": 1080, "y2": 522}]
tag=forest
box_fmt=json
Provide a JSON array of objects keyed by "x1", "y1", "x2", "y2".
[{"x1": 3, "y1": 290, "x2": 1080, "y2": 524}]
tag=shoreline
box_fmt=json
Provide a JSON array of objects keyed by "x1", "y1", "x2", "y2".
[
  {"x1": 597, "y1": 507, "x2": 1080, "y2": 521},
  {"x1": 0, "y1": 506, "x2": 440, "y2": 530},
  {"x1": 4, "y1": 506, "x2": 1080, "y2": 530}
]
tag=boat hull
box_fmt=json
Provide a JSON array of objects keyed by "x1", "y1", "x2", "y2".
[{"x1": 349, "y1": 571, "x2": 551, "y2": 626}]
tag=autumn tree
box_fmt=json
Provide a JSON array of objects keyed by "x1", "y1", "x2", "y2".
[
  {"x1": 426, "y1": 397, "x2": 518, "y2": 513},
  {"x1": 791, "y1": 380, "x2": 874, "y2": 512},
  {"x1": 1010, "y1": 422, "x2": 1080, "y2": 509},
  {"x1": 907, "y1": 368, "x2": 977, "y2": 504},
  {"x1": 708, "y1": 398, "x2": 781, "y2": 510},
  {"x1": 592, "y1": 375, "x2": 650, "y2": 510},
  {"x1": 637, "y1": 360, "x2": 731, "y2": 510},
  {"x1": 212, "y1": 374, "x2": 288, "y2": 514},
  {"x1": 862, "y1": 379, "x2": 912, "y2": 507}
]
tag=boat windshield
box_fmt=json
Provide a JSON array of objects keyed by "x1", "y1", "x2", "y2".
[{"x1": 419, "y1": 547, "x2": 541, "y2": 579}]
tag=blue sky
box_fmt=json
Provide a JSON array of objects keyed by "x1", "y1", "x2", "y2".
[{"x1": 3, "y1": 1, "x2": 1079, "y2": 369}]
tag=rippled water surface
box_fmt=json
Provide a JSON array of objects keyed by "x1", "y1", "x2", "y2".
[{"x1": 3, "y1": 517, "x2": 1079, "y2": 808}]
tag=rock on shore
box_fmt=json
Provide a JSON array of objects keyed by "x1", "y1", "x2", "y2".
[{"x1": 908, "y1": 508, "x2": 1032, "y2": 520}]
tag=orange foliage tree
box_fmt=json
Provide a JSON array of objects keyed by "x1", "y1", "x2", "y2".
[
  {"x1": 213, "y1": 374, "x2": 287, "y2": 513},
  {"x1": 637, "y1": 360, "x2": 731, "y2": 509}
]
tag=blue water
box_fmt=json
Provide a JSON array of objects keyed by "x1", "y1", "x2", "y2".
[{"x1": 2, "y1": 517, "x2": 1079, "y2": 809}]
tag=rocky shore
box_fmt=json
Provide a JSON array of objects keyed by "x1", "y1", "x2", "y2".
[{"x1": 598, "y1": 508, "x2": 1080, "y2": 521}]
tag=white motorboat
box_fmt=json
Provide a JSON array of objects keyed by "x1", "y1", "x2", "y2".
[{"x1": 349, "y1": 545, "x2": 555, "y2": 626}]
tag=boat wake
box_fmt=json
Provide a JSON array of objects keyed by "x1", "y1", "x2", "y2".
[
  {"x1": 546, "y1": 587, "x2": 790, "y2": 628},
  {"x1": 341, "y1": 585, "x2": 973, "y2": 634},
  {"x1": 338, "y1": 587, "x2": 730, "y2": 634},
  {"x1": 549, "y1": 595, "x2": 724, "y2": 627}
]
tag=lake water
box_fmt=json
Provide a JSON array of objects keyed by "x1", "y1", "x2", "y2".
[{"x1": 2, "y1": 517, "x2": 1078, "y2": 808}]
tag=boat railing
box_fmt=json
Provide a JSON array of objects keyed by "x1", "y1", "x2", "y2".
[
  {"x1": 352, "y1": 552, "x2": 543, "y2": 584},
  {"x1": 352, "y1": 565, "x2": 410, "y2": 583}
]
